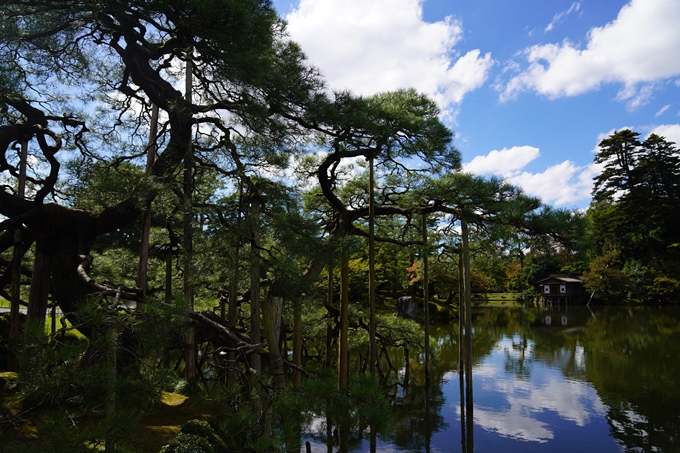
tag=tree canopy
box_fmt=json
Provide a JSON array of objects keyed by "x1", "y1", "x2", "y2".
[{"x1": 586, "y1": 129, "x2": 680, "y2": 302}]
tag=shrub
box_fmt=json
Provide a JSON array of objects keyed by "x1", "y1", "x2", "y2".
[
  {"x1": 179, "y1": 420, "x2": 220, "y2": 448},
  {"x1": 159, "y1": 419, "x2": 221, "y2": 453},
  {"x1": 160, "y1": 432, "x2": 215, "y2": 453}
]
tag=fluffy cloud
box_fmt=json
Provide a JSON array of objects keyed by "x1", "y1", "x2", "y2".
[
  {"x1": 502, "y1": 0, "x2": 680, "y2": 108},
  {"x1": 648, "y1": 123, "x2": 680, "y2": 144},
  {"x1": 464, "y1": 146, "x2": 599, "y2": 206},
  {"x1": 285, "y1": 0, "x2": 493, "y2": 109},
  {"x1": 463, "y1": 146, "x2": 540, "y2": 176},
  {"x1": 505, "y1": 161, "x2": 600, "y2": 207}
]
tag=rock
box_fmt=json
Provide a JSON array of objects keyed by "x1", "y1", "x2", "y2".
[{"x1": 397, "y1": 296, "x2": 418, "y2": 319}]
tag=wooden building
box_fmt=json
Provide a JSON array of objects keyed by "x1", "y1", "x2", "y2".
[{"x1": 537, "y1": 274, "x2": 586, "y2": 305}]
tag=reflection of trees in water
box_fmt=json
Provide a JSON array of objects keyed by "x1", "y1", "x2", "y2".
[
  {"x1": 376, "y1": 320, "x2": 498, "y2": 451},
  {"x1": 583, "y1": 307, "x2": 680, "y2": 452},
  {"x1": 472, "y1": 306, "x2": 680, "y2": 452},
  {"x1": 303, "y1": 307, "x2": 680, "y2": 452},
  {"x1": 472, "y1": 307, "x2": 589, "y2": 381},
  {"x1": 378, "y1": 337, "x2": 448, "y2": 451}
]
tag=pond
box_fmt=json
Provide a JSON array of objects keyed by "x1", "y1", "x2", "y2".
[{"x1": 302, "y1": 306, "x2": 680, "y2": 452}]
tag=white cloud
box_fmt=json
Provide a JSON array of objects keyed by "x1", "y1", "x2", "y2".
[
  {"x1": 648, "y1": 124, "x2": 680, "y2": 144},
  {"x1": 464, "y1": 146, "x2": 600, "y2": 206},
  {"x1": 502, "y1": 0, "x2": 680, "y2": 108},
  {"x1": 285, "y1": 0, "x2": 493, "y2": 112},
  {"x1": 505, "y1": 161, "x2": 600, "y2": 206},
  {"x1": 545, "y1": 2, "x2": 582, "y2": 33},
  {"x1": 655, "y1": 104, "x2": 671, "y2": 117},
  {"x1": 463, "y1": 146, "x2": 540, "y2": 176}
]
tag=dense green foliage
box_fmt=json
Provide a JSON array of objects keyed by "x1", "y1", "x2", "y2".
[{"x1": 584, "y1": 130, "x2": 680, "y2": 302}]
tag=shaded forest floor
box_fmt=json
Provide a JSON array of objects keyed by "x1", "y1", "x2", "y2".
[{"x1": 1, "y1": 376, "x2": 209, "y2": 453}]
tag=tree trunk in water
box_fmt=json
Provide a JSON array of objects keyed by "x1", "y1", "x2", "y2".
[
  {"x1": 338, "y1": 246, "x2": 349, "y2": 390},
  {"x1": 137, "y1": 103, "x2": 159, "y2": 312},
  {"x1": 461, "y1": 218, "x2": 473, "y2": 451},
  {"x1": 458, "y1": 243, "x2": 465, "y2": 389},
  {"x1": 422, "y1": 214, "x2": 430, "y2": 382},
  {"x1": 262, "y1": 297, "x2": 285, "y2": 388}
]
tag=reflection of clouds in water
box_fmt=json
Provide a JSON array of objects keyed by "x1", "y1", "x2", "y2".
[
  {"x1": 574, "y1": 345, "x2": 585, "y2": 368},
  {"x1": 456, "y1": 337, "x2": 604, "y2": 443},
  {"x1": 471, "y1": 361, "x2": 502, "y2": 379},
  {"x1": 513, "y1": 378, "x2": 593, "y2": 426},
  {"x1": 471, "y1": 406, "x2": 554, "y2": 443}
]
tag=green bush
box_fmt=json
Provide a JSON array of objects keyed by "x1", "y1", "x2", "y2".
[
  {"x1": 159, "y1": 419, "x2": 221, "y2": 453},
  {"x1": 179, "y1": 420, "x2": 220, "y2": 448},
  {"x1": 160, "y1": 432, "x2": 215, "y2": 453}
]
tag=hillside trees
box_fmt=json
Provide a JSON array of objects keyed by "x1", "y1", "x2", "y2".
[{"x1": 585, "y1": 130, "x2": 680, "y2": 301}]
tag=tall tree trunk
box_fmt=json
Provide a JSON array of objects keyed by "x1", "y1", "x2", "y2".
[
  {"x1": 262, "y1": 297, "x2": 285, "y2": 388},
  {"x1": 25, "y1": 235, "x2": 55, "y2": 339},
  {"x1": 226, "y1": 181, "x2": 243, "y2": 322},
  {"x1": 183, "y1": 56, "x2": 196, "y2": 385},
  {"x1": 422, "y1": 214, "x2": 430, "y2": 382},
  {"x1": 293, "y1": 298, "x2": 302, "y2": 386},
  {"x1": 458, "y1": 248, "x2": 467, "y2": 452},
  {"x1": 324, "y1": 261, "x2": 334, "y2": 369},
  {"x1": 227, "y1": 183, "x2": 242, "y2": 386},
  {"x1": 105, "y1": 288, "x2": 121, "y2": 453},
  {"x1": 338, "y1": 245, "x2": 349, "y2": 390},
  {"x1": 165, "y1": 246, "x2": 173, "y2": 304},
  {"x1": 250, "y1": 198, "x2": 262, "y2": 376},
  {"x1": 8, "y1": 140, "x2": 27, "y2": 371},
  {"x1": 368, "y1": 154, "x2": 377, "y2": 377},
  {"x1": 137, "y1": 103, "x2": 159, "y2": 312},
  {"x1": 458, "y1": 243, "x2": 465, "y2": 378}
]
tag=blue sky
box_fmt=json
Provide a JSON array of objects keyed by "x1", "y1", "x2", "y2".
[{"x1": 270, "y1": 0, "x2": 680, "y2": 209}]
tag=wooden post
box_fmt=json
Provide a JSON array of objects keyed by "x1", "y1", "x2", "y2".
[
  {"x1": 50, "y1": 304, "x2": 56, "y2": 335},
  {"x1": 422, "y1": 214, "x2": 430, "y2": 382},
  {"x1": 368, "y1": 153, "x2": 377, "y2": 377},
  {"x1": 461, "y1": 218, "x2": 473, "y2": 450},
  {"x1": 325, "y1": 261, "x2": 333, "y2": 369},
  {"x1": 293, "y1": 299, "x2": 302, "y2": 387},
  {"x1": 338, "y1": 246, "x2": 349, "y2": 390}
]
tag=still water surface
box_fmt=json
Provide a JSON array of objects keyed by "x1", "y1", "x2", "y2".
[{"x1": 303, "y1": 306, "x2": 680, "y2": 452}]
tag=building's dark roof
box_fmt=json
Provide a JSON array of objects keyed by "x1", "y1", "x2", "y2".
[{"x1": 537, "y1": 274, "x2": 583, "y2": 284}]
